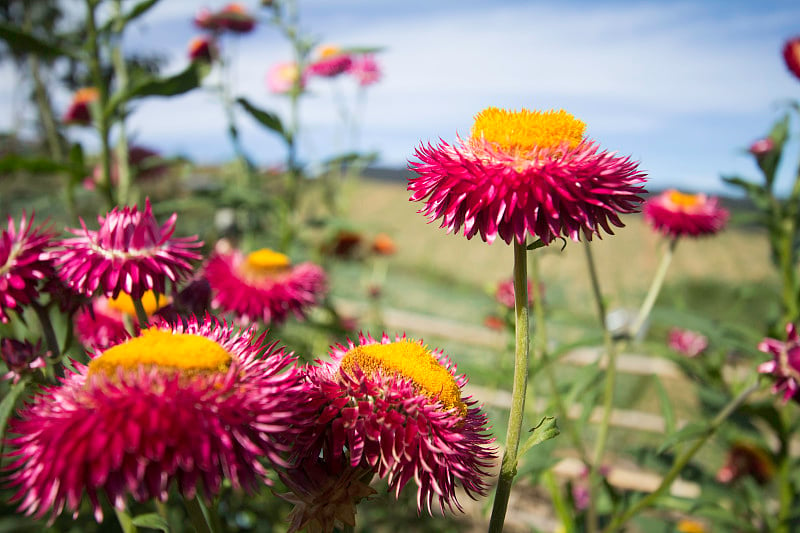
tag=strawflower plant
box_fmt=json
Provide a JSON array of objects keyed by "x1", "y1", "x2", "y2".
[{"x1": 409, "y1": 105, "x2": 647, "y2": 532}]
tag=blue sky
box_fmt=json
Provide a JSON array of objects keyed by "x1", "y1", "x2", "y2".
[{"x1": 3, "y1": 0, "x2": 800, "y2": 194}]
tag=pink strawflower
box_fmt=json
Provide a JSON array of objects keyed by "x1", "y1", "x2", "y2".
[
  {"x1": 0, "y1": 212, "x2": 57, "y2": 323},
  {"x1": 188, "y1": 35, "x2": 217, "y2": 63},
  {"x1": 204, "y1": 247, "x2": 326, "y2": 325},
  {"x1": 783, "y1": 36, "x2": 800, "y2": 81},
  {"x1": 409, "y1": 107, "x2": 647, "y2": 245},
  {"x1": 62, "y1": 88, "x2": 98, "y2": 126},
  {"x1": 643, "y1": 190, "x2": 729, "y2": 239},
  {"x1": 299, "y1": 333, "x2": 497, "y2": 514},
  {"x1": 75, "y1": 291, "x2": 171, "y2": 350},
  {"x1": 748, "y1": 138, "x2": 775, "y2": 158},
  {"x1": 348, "y1": 54, "x2": 381, "y2": 86},
  {"x1": 56, "y1": 198, "x2": 202, "y2": 300},
  {"x1": 758, "y1": 323, "x2": 800, "y2": 403},
  {"x1": 306, "y1": 45, "x2": 353, "y2": 78},
  {"x1": 495, "y1": 278, "x2": 538, "y2": 309},
  {"x1": 1, "y1": 338, "x2": 47, "y2": 384},
  {"x1": 667, "y1": 328, "x2": 708, "y2": 358},
  {"x1": 217, "y1": 3, "x2": 256, "y2": 33},
  {"x1": 4, "y1": 315, "x2": 310, "y2": 522},
  {"x1": 266, "y1": 61, "x2": 306, "y2": 94}
]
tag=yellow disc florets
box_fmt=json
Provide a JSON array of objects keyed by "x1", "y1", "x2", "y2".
[
  {"x1": 242, "y1": 248, "x2": 292, "y2": 279},
  {"x1": 87, "y1": 329, "x2": 232, "y2": 378},
  {"x1": 666, "y1": 190, "x2": 703, "y2": 210},
  {"x1": 106, "y1": 290, "x2": 170, "y2": 317},
  {"x1": 470, "y1": 106, "x2": 586, "y2": 153},
  {"x1": 340, "y1": 340, "x2": 467, "y2": 417}
]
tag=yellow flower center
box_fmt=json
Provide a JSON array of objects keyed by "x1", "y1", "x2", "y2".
[
  {"x1": 87, "y1": 329, "x2": 232, "y2": 378},
  {"x1": 106, "y1": 290, "x2": 170, "y2": 317},
  {"x1": 242, "y1": 248, "x2": 292, "y2": 279},
  {"x1": 676, "y1": 519, "x2": 707, "y2": 533},
  {"x1": 319, "y1": 44, "x2": 343, "y2": 58},
  {"x1": 666, "y1": 190, "x2": 702, "y2": 209},
  {"x1": 74, "y1": 87, "x2": 99, "y2": 104},
  {"x1": 470, "y1": 107, "x2": 585, "y2": 153},
  {"x1": 339, "y1": 340, "x2": 467, "y2": 417}
]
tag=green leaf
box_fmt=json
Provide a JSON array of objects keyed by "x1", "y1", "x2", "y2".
[
  {"x1": 656, "y1": 421, "x2": 709, "y2": 454},
  {"x1": 519, "y1": 416, "x2": 560, "y2": 456},
  {"x1": 0, "y1": 377, "x2": 30, "y2": 447},
  {"x1": 112, "y1": 0, "x2": 161, "y2": 32},
  {"x1": 760, "y1": 113, "x2": 790, "y2": 188},
  {"x1": 0, "y1": 23, "x2": 71, "y2": 59},
  {"x1": 131, "y1": 513, "x2": 169, "y2": 532},
  {"x1": 526, "y1": 238, "x2": 546, "y2": 251},
  {"x1": 653, "y1": 375, "x2": 675, "y2": 436},
  {"x1": 0, "y1": 154, "x2": 71, "y2": 174},
  {"x1": 106, "y1": 62, "x2": 204, "y2": 118},
  {"x1": 236, "y1": 97, "x2": 286, "y2": 138},
  {"x1": 68, "y1": 143, "x2": 87, "y2": 187},
  {"x1": 721, "y1": 176, "x2": 772, "y2": 211}
]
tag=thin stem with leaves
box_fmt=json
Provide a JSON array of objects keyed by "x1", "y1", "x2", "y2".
[{"x1": 488, "y1": 238, "x2": 531, "y2": 532}]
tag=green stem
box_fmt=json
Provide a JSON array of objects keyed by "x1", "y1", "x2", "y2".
[
  {"x1": 114, "y1": 507, "x2": 137, "y2": 533},
  {"x1": 111, "y1": 0, "x2": 132, "y2": 206},
  {"x1": 31, "y1": 301, "x2": 60, "y2": 361},
  {"x1": 85, "y1": 0, "x2": 116, "y2": 209},
  {"x1": 132, "y1": 298, "x2": 150, "y2": 330},
  {"x1": 603, "y1": 379, "x2": 762, "y2": 533},
  {"x1": 488, "y1": 239, "x2": 530, "y2": 533},
  {"x1": 184, "y1": 495, "x2": 217, "y2": 533},
  {"x1": 628, "y1": 238, "x2": 678, "y2": 339},
  {"x1": 779, "y1": 218, "x2": 799, "y2": 324},
  {"x1": 584, "y1": 241, "x2": 617, "y2": 533}
]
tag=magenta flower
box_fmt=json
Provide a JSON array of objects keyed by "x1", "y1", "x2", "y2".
[
  {"x1": 667, "y1": 328, "x2": 708, "y2": 358},
  {"x1": 348, "y1": 54, "x2": 381, "y2": 86},
  {"x1": 216, "y1": 3, "x2": 256, "y2": 33},
  {"x1": 204, "y1": 247, "x2": 326, "y2": 325},
  {"x1": 306, "y1": 45, "x2": 353, "y2": 78},
  {"x1": 62, "y1": 88, "x2": 98, "y2": 126},
  {"x1": 1, "y1": 338, "x2": 47, "y2": 384},
  {"x1": 266, "y1": 61, "x2": 306, "y2": 94},
  {"x1": 56, "y1": 198, "x2": 202, "y2": 300},
  {"x1": 4, "y1": 315, "x2": 310, "y2": 521},
  {"x1": 0, "y1": 212, "x2": 57, "y2": 323},
  {"x1": 643, "y1": 190, "x2": 728, "y2": 239},
  {"x1": 748, "y1": 138, "x2": 775, "y2": 158},
  {"x1": 783, "y1": 36, "x2": 800, "y2": 81},
  {"x1": 758, "y1": 323, "x2": 800, "y2": 403},
  {"x1": 409, "y1": 107, "x2": 647, "y2": 245},
  {"x1": 299, "y1": 333, "x2": 496, "y2": 514},
  {"x1": 188, "y1": 36, "x2": 217, "y2": 63}
]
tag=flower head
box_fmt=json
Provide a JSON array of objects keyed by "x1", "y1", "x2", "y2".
[
  {"x1": 748, "y1": 137, "x2": 775, "y2": 158},
  {"x1": 299, "y1": 333, "x2": 496, "y2": 514},
  {"x1": 56, "y1": 198, "x2": 202, "y2": 300},
  {"x1": 204, "y1": 247, "x2": 326, "y2": 325},
  {"x1": 715, "y1": 441, "x2": 774, "y2": 485},
  {"x1": 217, "y1": 3, "x2": 256, "y2": 33},
  {"x1": 409, "y1": 107, "x2": 647, "y2": 245},
  {"x1": 0, "y1": 212, "x2": 57, "y2": 323},
  {"x1": 75, "y1": 291, "x2": 171, "y2": 350},
  {"x1": 643, "y1": 190, "x2": 728, "y2": 239},
  {"x1": 266, "y1": 61, "x2": 306, "y2": 94},
  {"x1": 758, "y1": 323, "x2": 800, "y2": 402},
  {"x1": 783, "y1": 36, "x2": 800, "y2": 81},
  {"x1": 188, "y1": 35, "x2": 217, "y2": 63},
  {"x1": 307, "y1": 45, "x2": 353, "y2": 78},
  {"x1": 348, "y1": 54, "x2": 381, "y2": 86},
  {"x1": 4, "y1": 315, "x2": 310, "y2": 521},
  {"x1": 370, "y1": 233, "x2": 396, "y2": 255},
  {"x1": 1, "y1": 338, "x2": 47, "y2": 383},
  {"x1": 495, "y1": 278, "x2": 538, "y2": 309},
  {"x1": 63, "y1": 87, "x2": 99, "y2": 125},
  {"x1": 667, "y1": 328, "x2": 708, "y2": 358}
]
